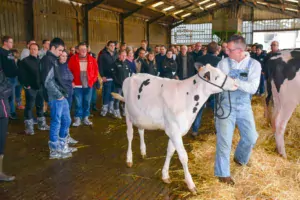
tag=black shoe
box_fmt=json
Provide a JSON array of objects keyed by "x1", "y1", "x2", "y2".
[
  {"x1": 233, "y1": 157, "x2": 252, "y2": 167},
  {"x1": 9, "y1": 113, "x2": 18, "y2": 120},
  {"x1": 218, "y1": 177, "x2": 235, "y2": 185},
  {"x1": 43, "y1": 112, "x2": 50, "y2": 117},
  {"x1": 92, "y1": 106, "x2": 99, "y2": 111}
]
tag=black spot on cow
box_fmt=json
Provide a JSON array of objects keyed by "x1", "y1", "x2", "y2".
[
  {"x1": 267, "y1": 50, "x2": 300, "y2": 93},
  {"x1": 266, "y1": 50, "x2": 300, "y2": 106},
  {"x1": 138, "y1": 79, "x2": 151, "y2": 93},
  {"x1": 195, "y1": 102, "x2": 199, "y2": 106},
  {"x1": 193, "y1": 107, "x2": 197, "y2": 113},
  {"x1": 161, "y1": 84, "x2": 163, "y2": 87},
  {"x1": 137, "y1": 95, "x2": 140, "y2": 100},
  {"x1": 193, "y1": 79, "x2": 196, "y2": 84},
  {"x1": 194, "y1": 95, "x2": 199, "y2": 101},
  {"x1": 186, "y1": 92, "x2": 189, "y2": 95}
]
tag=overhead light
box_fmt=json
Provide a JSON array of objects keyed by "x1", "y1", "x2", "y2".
[
  {"x1": 152, "y1": 1, "x2": 164, "y2": 7},
  {"x1": 163, "y1": 5, "x2": 175, "y2": 11},
  {"x1": 199, "y1": 6, "x2": 204, "y2": 10},
  {"x1": 285, "y1": 0, "x2": 299, "y2": 3},
  {"x1": 285, "y1": 7, "x2": 298, "y2": 12},
  {"x1": 199, "y1": 0, "x2": 210, "y2": 5},
  {"x1": 181, "y1": 13, "x2": 191, "y2": 18},
  {"x1": 257, "y1": 1, "x2": 267, "y2": 5},
  {"x1": 205, "y1": 3, "x2": 216, "y2": 8},
  {"x1": 173, "y1": 10, "x2": 184, "y2": 15},
  {"x1": 137, "y1": 0, "x2": 146, "y2": 2}
]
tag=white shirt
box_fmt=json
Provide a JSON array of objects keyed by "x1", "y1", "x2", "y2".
[
  {"x1": 217, "y1": 52, "x2": 261, "y2": 94},
  {"x1": 20, "y1": 48, "x2": 30, "y2": 60}
]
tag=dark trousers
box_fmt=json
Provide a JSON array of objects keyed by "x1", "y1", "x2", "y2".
[
  {"x1": 24, "y1": 88, "x2": 44, "y2": 120},
  {"x1": 102, "y1": 81, "x2": 114, "y2": 106},
  {"x1": 0, "y1": 118, "x2": 8, "y2": 155}
]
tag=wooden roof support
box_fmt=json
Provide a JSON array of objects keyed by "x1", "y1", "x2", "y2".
[{"x1": 86, "y1": 0, "x2": 105, "y2": 11}]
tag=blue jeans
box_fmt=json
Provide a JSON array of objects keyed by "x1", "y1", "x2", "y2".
[
  {"x1": 192, "y1": 105, "x2": 204, "y2": 133},
  {"x1": 8, "y1": 78, "x2": 17, "y2": 114},
  {"x1": 49, "y1": 98, "x2": 71, "y2": 142},
  {"x1": 214, "y1": 90, "x2": 258, "y2": 177},
  {"x1": 102, "y1": 81, "x2": 114, "y2": 106},
  {"x1": 73, "y1": 87, "x2": 92, "y2": 118},
  {"x1": 66, "y1": 89, "x2": 73, "y2": 110},
  {"x1": 91, "y1": 87, "x2": 97, "y2": 106}
]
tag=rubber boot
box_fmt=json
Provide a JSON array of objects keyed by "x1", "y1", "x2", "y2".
[
  {"x1": 48, "y1": 141, "x2": 61, "y2": 159},
  {"x1": 66, "y1": 129, "x2": 78, "y2": 144},
  {"x1": 114, "y1": 109, "x2": 122, "y2": 119},
  {"x1": 0, "y1": 155, "x2": 15, "y2": 182},
  {"x1": 37, "y1": 117, "x2": 50, "y2": 131},
  {"x1": 108, "y1": 101, "x2": 114, "y2": 114},
  {"x1": 24, "y1": 119, "x2": 34, "y2": 135},
  {"x1": 100, "y1": 105, "x2": 108, "y2": 117},
  {"x1": 59, "y1": 137, "x2": 77, "y2": 154}
]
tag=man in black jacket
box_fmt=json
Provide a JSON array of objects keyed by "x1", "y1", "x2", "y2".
[
  {"x1": 19, "y1": 43, "x2": 49, "y2": 135},
  {"x1": 99, "y1": 41, "x2": 118, "y2": 116},
  {"x1": 111, "y1": 50, "x2": 130, "y2": 119},
  {"x1": 218, "y1": 42, "x2": 228, "y2": 59},
  {"x1": 176, "y1": 45, "x2": 196, "y2": 80},
  {"x1": 134, "y1": 40, "x2": 152, "y2": 59},
  {"x1": 192, "y1": 42, "x2": 221, "y2": 137},
  {"x1": 0, "y1": 35, "x2": 17, "y2": 181},
  {"x1": 41, "y1": 38, "x2": 75, "y2": 159}
]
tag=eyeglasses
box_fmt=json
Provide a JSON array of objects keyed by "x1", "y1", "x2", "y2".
[{"x1": 225, "y1": 48, "x2": 240, "y2": 53}]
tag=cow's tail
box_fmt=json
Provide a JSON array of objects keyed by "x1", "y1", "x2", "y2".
[{"x1": 111, "y1": 92, "x2": 125, "y2": 102}]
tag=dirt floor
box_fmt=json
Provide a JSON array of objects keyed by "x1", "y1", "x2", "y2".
[{"x1": 0, "y1": 96, "x2": 299, "y2": 200}]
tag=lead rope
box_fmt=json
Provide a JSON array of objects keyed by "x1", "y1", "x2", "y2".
[{"x1": 214, "y1": 91, "x2": 232, "y2": 123}]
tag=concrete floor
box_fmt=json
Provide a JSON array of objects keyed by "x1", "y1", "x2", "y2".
[{"x1": 0, "y1": 110, "x2": 194, "y2": 200}]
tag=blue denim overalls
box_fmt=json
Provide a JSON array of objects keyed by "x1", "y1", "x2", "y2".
[{"x1": 214, "y1": 58, "x2": 258, "y2": 177}]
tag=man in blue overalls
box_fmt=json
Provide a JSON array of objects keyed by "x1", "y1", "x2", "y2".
[{"x1": 215, "y1": 35, "x2": 261, "y2": 185}]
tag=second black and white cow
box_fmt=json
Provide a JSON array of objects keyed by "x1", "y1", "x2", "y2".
[
  {"x1": 112, "y1": 64, "x2": 238, "y2": 194},
  {"x1": 265, "y1": 49, "x2": 300, "y2": 158}
]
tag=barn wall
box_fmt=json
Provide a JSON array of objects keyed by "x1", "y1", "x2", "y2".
[
  {"x1": 0, "y1": 0, "x2": 169, "y2": 54},
  {"x1": 33, "y1": 0, "x2": 80, "y2": 50},
  {"x1": 0, "y1": 0, "x2": 32, "y2": 50},
  {"x1": 89, "y1": 8, "x2": 119, "y2": 52},
  {"x1": 124, "y1": 16, "x2": 146, "y2": 48},
  {"x1": 149, "y1": 23, "x2": 168, "y2": 47}
]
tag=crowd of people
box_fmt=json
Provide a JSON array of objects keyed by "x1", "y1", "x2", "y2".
[{"x1": 0, "y1": 34, "x2": 280, "y2": 184}]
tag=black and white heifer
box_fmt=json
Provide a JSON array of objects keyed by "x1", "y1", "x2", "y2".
[
  {"x1": 112, "y1": 64, "x2": 238, "y2": 194},
  {"x1": 265, "y1": 49, "x2": 300, "y2": 158}
]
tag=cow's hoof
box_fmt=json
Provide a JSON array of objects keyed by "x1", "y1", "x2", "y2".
[
  {"x1": 189, "y1": 187, "x2": 198, "y2": 195},
  {"x1": 162, "y1": 178, "x2": 172, "y2": 184},
  {"x1": 141, "y1": 154, "x2": 147, "y2": 159},
  {"x1": 126, "y1": 162, "x2": 133, "y2": 168}
]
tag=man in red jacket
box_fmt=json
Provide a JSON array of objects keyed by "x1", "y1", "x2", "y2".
[{"x1": 68, "y1": 42, "x2": 98, "y2": 127}]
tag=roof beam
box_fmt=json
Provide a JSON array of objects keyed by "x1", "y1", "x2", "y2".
[
  {"x1": 170, "y1": 1, "x2": 233, "y2": 29},
  {"x1": 242, "y1": 1, "x2": 300, "y2": 18},
  {"x1": 86, "y1": 0, "x2": 105, "y2": 11},
  {"x1": 123, "y1": 0, "x2": 161, "y2": 19}
]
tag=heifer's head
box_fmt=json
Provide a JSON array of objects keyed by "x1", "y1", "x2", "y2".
[{"x1": 195, "y1": 63, "x2": 238, "y2": 93}]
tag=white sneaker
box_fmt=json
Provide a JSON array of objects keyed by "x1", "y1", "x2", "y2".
[{"x1": 72, "y1": 117, "x2": 81, "y2": 127}]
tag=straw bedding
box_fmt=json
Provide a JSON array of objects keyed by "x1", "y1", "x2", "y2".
[{"x1": 173, "y1": 97, "x2": 300, "y2": 200}]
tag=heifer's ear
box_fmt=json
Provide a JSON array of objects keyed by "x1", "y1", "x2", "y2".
[
  {"x1": 194, "y1": 62, "x2": 204, "y2": 71},
  {"x1": 203, "y1": 71, "x2": 210, "y2": 81}
]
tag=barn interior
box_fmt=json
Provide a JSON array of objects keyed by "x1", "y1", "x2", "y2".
[{"x1": 0, "y1": 0, "x2": 300, "y2": 199}]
